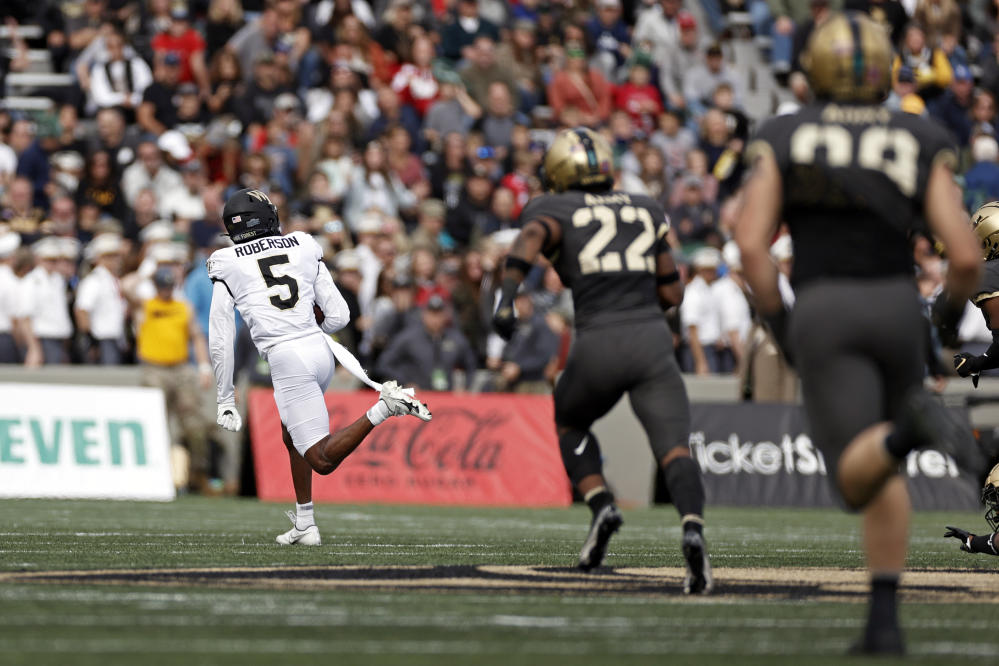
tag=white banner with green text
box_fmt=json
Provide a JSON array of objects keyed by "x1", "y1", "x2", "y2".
[{"x1": 0, "y1": 383, "x2": 175, "y2": 501}]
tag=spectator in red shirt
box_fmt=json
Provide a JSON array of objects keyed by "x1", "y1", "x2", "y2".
[
  {"x1": 613, "y1": 54, "x2": 664, "y2": 135},
  {"x1": 151, "y1": 6, "x2": 209, "y2": 93},
  {"x1": 391, "y1": 35, "x2": 440, "y2": 117},
  {"x1": 546, "y1": 42, "x2": 613, "y2": 127}
]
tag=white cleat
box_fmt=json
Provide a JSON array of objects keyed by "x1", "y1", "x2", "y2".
[
  {"x1": 275, "y1": 511, "x2": 321, "y2": 546},
  {"x1": 380, "y1": 380, "x2": 432, "y2": 421}
]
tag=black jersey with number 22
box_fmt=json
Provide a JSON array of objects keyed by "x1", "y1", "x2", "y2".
[{"x1": 518, "y1": 190, "x2": 672, "y2": 330}]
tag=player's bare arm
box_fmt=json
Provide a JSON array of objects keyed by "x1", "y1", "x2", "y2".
[
  {"x1": 927, "y1": 162, "x2": 982, "y2": 346},
  {"x1": 733, "y1": 147, "x2": 783, "y2": 317},
  {"x1": 733, "y1": 145, "x2": 792, "y2": 360}
]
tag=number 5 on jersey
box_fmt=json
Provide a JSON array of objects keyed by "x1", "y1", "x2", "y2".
[
  {"x1": 572, "y1": 204, "x2": 657, "y2": 275},
  {"x1": 257, "y1": 255, "x2": 300, "y2": 310}
]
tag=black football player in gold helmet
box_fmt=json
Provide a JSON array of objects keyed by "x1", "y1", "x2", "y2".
[
  {"x1": 944, "y1": 463, "x2": 999, "y2": 555},
  {"x1": 952, "y1": 202, "x2": 999, "y2": 386},
  {"x1": 492, "y1": 127, "x2": 712, "y2": 594},
  {"x1": 734, "y1": 12, "x2": 982, "y2": 655}
]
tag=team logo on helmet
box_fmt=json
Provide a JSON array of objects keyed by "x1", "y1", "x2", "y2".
[{"x1": 246, "y1": 190, "x2": 272, "y2": 204}]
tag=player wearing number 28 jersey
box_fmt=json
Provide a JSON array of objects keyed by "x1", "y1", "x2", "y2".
[
  {"x1": 493, "y1": 128, "x2": 711, "y2": 594},
  {"x1": 208, "y1": 189, "x2": 430, "y2": 544},
  {"x1": 735, "y1": 13, "x2": 982, "y2": 655}
]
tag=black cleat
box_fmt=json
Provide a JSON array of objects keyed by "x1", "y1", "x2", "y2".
[
  {"x1": 577, "y1": 504, "x2": 623, "y2": 571},
  {"x1": 682, "y1": 530, "x2": 713, "y2": 595},
  {"x1": 847, "y1": 626, "x2": 905, "y2": 656}
]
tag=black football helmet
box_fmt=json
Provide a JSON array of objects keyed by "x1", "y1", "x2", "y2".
[{"x1": 222, "y1": 188, "x2": 281, "y2": 244}]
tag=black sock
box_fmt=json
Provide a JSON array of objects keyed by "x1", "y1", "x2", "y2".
[
  {"x1": 868, "y1": 574, "x2": 899, "y2": 633},
  {"x1": 585, "y1": 489, "x2": 614, "y2": 517},
  {"x1": 682, "y1": 520, "x2": 703, "y2": 535},
  {"x1": 662, "y1": 456, "x2": 705, "y2": 519}
]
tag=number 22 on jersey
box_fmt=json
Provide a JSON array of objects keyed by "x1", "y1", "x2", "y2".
[{"x1": 571, "y1": 204, "x2": 657, "y2": 275}]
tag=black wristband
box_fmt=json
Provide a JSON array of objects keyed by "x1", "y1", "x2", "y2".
[
  {"x1": 970, "y1": 533, "x2": 999, "y2": 555},
  {"x1": 504, "y1": 255, "x2": 533, "y2": 275},
  {"x1": 657, "y1": 271, "x2": 680, "y2": 285}
]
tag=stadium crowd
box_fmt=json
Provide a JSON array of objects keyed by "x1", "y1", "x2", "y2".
[{"x1": 0, "y1": 0, "x2": 997, "y2": 396}]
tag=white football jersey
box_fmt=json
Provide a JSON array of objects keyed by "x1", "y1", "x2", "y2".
[{"x1": 208, "y1": 231, "x2": 332, "y2": 353}]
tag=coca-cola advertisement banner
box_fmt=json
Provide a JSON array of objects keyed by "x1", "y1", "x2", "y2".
[
  {"x1": 248, "y1": 389, "x2": 572, "y2": 506},
  {"x1": 689, "y1": 403, "x2": 981, "y2": 511}
]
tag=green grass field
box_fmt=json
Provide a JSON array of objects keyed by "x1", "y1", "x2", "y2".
[{"x1": 0, "y1": 498, "x2": 995, "y2": 665}]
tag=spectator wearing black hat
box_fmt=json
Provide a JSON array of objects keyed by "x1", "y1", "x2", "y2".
[
  {"x1": 885, "y1": 64, "x2": 922, "y2": 112},
  {"x1": 367, "y1": 272, "x2": 418, "y2": 364},
  {"x1": 446, "y1": 164, "x2": 495, "y2": 249},
  {"x1": 375, "y1": 294, "x2": 477, "y2": 391},
  {"x1": 682, "y1": 43, "x2": 745, "y2": 118}
]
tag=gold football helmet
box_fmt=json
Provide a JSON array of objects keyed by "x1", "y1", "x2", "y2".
[
  {"x1": 971, "y1": 201, "x2": 999, "y2": 261},
  {"x1": 542, "y1": 127, "x2": 614, "y2": 193},
  {"x1": 983, "y1": 463, "x2": 999, "y2": 531},
  {"x1": 801, "y1": 12, "x2": 892, "y2": 104}
]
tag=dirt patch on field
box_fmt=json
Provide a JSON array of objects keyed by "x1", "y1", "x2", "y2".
[{"x1": 0, "y1": 565, "x2": 994, "y2": 603}]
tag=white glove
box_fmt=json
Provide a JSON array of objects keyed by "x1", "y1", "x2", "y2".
[{"x1": 217, "y1": 403, "x2": 242, "y2": 432}]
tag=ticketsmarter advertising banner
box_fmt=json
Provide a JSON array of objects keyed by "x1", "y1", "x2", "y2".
[{"x1": 689, "y1": 403, "x2": 981, "y2": 510}]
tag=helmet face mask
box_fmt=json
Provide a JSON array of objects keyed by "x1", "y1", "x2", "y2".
[
  {"x1": 542, "y1": 127, "x2": 615, "y2": 193},
  {"x1": 802, "y1": 12, "x2": 892, "y2": 104},
  {"x1": 971, "y1": 201, "x2": 999, "y2": 261},
  {"x1": 222, "y1": 188, "x2": 281, "y2": 244},
  {"x1": 984, "y1": 464, "x2": 999, "y2": 532}
]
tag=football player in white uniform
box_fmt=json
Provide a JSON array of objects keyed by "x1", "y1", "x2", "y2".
[{"x1": 208, "y1": 188, "x2": 431, "y2": 545}]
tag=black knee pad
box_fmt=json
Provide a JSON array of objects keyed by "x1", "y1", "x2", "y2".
[{"x1": 559, "y1": 429, "x2": 603, "y2": 485}]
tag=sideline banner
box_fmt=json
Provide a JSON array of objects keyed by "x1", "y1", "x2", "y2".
[
  {"x1": 0, "y1": 383, "x2": 175, "y2": 501},
  {"x1": 248, "y1": 388, "x2": 572, "y2": 506},
  {"x1": 689, "y1": 403, "x2": 981, "y2": 510}
]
